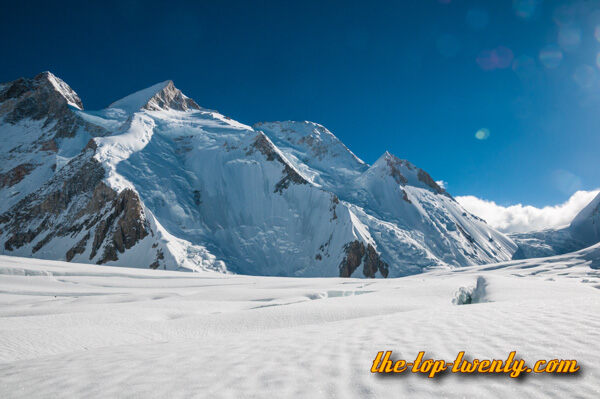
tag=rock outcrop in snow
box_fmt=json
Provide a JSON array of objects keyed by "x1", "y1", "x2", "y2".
[
  {"x1": 108, "y1": 80, "x2": 201, "y2": 113},
  {"x1": 0, "y1": 72, "x2": 519, "y2": 277}
]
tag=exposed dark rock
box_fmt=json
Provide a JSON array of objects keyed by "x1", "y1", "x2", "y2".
[
  {"x1": 85, "y1": 138, "x2": 98, "y2": 151},
  {"x1": 274, "y1": 164, "x2": 307, "y2": 193},
  {"x1": 82, "y1": 182, "x2": 117, "y2": 216},
  {"x1": 4, "y1": 218, "x2": 49, "y2": 251},
  {"x1": 93, "y1": 188, "x2": 150, "y2": 263},
  {"x1": 401, "y1": 189, "x2": 412, "y2": 204},
  {"x1": 112, "y1": 189, "x2": 149, "y2": 253},
  {"x1": 386, "y1": 156, "x2": 408, "y2": 185},
  {"x1": 0, "y1": 163, "x2": 36, "y2": 188},
  {"x1": 456, "y1": 224, "x2": 475, "y2": 244},
  {"x1": 363, "y1": 244, "x2": 389, "y2": 278},
  {"x1": 142, "y1": 81, "x2": 201, "y2": 112},
  {"x1": 247, "y1": 132, "x2": 278, "y2": 161},
  {"x1": 339, "y1": 240, "x2": 389, "y2": 278},
  {"x1": 40, "y1": 139, "x2": 58, "y2": 152},
  {"x1": 32, "y1": 232, "x2": 54, "y2": 253},
  {"x1": 149, "y1": 248, "x2": 165, "y2": 269},
  {"x1": 0, "y1": 72, "x2": 107, "y2": 139},
  {"x1": 66, "y1": 232, "x2": 90, "y2": 261},
  {"x1": 0, "y1": 146, "x2": 150, "y2": 264},
  {"x1": 417, "y1": 169, "x2": 446, "y2": 195},
  {"x1": 193, "y1": 190, "x2": 202, "y2": 206},
  {"x1": 330, "y1": 194, "x2": 339, "y2": 220},
  {"x1": 248, "y1": 132, "x2": 308, "y2": 193},
  {"x1": 98, "y1": 244, "x2": 119, "y2": 264},
  {"x1": 339, "y1": 240, "x2": 365, "y2": 277}
]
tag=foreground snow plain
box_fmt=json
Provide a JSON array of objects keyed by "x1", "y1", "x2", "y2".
[{"x1": 1, "y1": 248, "x2": 599, "y2": 398}]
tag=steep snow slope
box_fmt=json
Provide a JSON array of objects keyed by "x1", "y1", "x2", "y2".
[
  {"x1": 1, "y1": 72, "x2": 516, "y2": 277},
  {"x1": 0, "y1": 251, "x2": 598, "y2": 398},
  {"x1": 570, "y1": 192, "x2": 600, "y2": 246},
  {"x1": 254, "y1": 121, "x2": 368, "y2": 190},
  {"x1": 257, "y1": 121, "x2": 515, "y2": 273},
  {"x1": 512, "y1": 193, "x2": 600, "y2": 259}
]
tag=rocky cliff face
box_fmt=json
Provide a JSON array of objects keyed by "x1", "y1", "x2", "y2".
[
  {"x1": 0, "y1": 72, "x2": 518, "y2": 277},
  {"x1": 0, "y1": 72, "x2": 108, "y2": 215},
  {"x1": 0, "y1": 71, "x2": 104, "y2": 137},
  {"x1": 0, "y1": 143, "x2": 158, "y2": 268}
]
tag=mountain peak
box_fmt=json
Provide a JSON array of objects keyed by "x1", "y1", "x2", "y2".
[
  {"x1": 33, "y1": 71, "x2": 83, "y2": 110},
  {"x1": 370, "y1": 151, "x2": 447, "y2": 195},
  {"x1": 108, "y1": 80, "x2": 201, "y2": 113},
  {"x1": 0, "y1": 71, "x2": 84, "y2": 126},
  {"x1": 254, "y1": 120, "x2": 366, "y2": 166},
  {"x1": 372, "y1": 151, "x2": 410, "y2": 168},
  {"x1": 0, "y1": 71, "x2": 83, "y2": 111}
]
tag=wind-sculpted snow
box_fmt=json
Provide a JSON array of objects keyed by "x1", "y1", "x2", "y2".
[
  {"x1": 1, "y1": 72, "x2": 518, "y2": 277},
  {"x1": 0, "y1": 253, "x2": 599, "y2": 398}
]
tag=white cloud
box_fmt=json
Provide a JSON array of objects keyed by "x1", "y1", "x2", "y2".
[{"x1": 456, "y1": 189, "x2": 600, "y2": 233}]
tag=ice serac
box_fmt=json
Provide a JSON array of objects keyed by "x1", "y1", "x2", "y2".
[
  {"x1": 511, "y1": 192, "x2": 600, "y2": 259},
  {"x1": 1, "y1": 72, "x2": 519, "y2": 277}
]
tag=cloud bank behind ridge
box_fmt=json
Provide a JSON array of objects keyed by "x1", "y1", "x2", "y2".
[{"x1": 456, "y1": 189, "x2": 600, "y2": 234}]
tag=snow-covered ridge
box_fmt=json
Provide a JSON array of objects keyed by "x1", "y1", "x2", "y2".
[
  {"x1": 511, "y1": 192, "x2": 600, "y2": 260},
  {"x1": 41, "y1": 71, "x2": 84, "y2": 110},
  {"x1": 108, "y1": 80, "x2": 201, "y2": 113},
  {"x1": 1, "y1": 71, "x2": 522, "y2": 277}
]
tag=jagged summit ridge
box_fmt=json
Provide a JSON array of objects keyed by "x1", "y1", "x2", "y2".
[
  {"x1": 38, "y1": 71, "x2": 84, "y2": 110},
  {"x1": 0, "y1": 71, "x2": 519, "y2": 277},
  {"x1": 0, "y1": 71, "x2": 83, "y2": 123},
  {"x1": 255, "y1": 121, "x2": 365, "y2": 164},
  {"x1": 366, "y1": 151, "x2": 448, "y2": 196},
  {"x1": 108, "y1": 80, "x2": 201, "y2": 113}
]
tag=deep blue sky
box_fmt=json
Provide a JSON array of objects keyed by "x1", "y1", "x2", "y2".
[{"x1": 1, "y1": 0, "x2": 599, "y2": 206}]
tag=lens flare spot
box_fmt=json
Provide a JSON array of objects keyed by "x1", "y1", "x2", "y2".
[
  {"x1": 558, "y1": 26, "x2": 581, "y2": 51},
  {"x1": 476, "y1": 47, "x2": 514, "y2": 70},
  {"x1": 573, "y1": 65, "x2": 596, "y2": 89},
  {"x1": 475, "y1": 128, "x2": 491, "y2": 140},
  {"x1": 553, "y1": 170, "x2": 582, "y2": 195},
  {"x1": 539, "y1": 45, "x2": 563, "y2": 69},
  {"x1": 512, "y1": 55, "x2": 537, "y2": 79},
  {"x1": 553, "y1": 5, "x2": 576, "y2": 26},
  {"x1": 513, "y1": 0, "x2": 541, "y2": 19}
]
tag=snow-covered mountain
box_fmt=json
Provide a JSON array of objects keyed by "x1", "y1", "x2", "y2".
[
  {"x1": 0, "y1": 72, "x2": 517, "y2": 277},
  {"x1": 511, "y1": 192, "x2": 600, "y2": 259}
]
